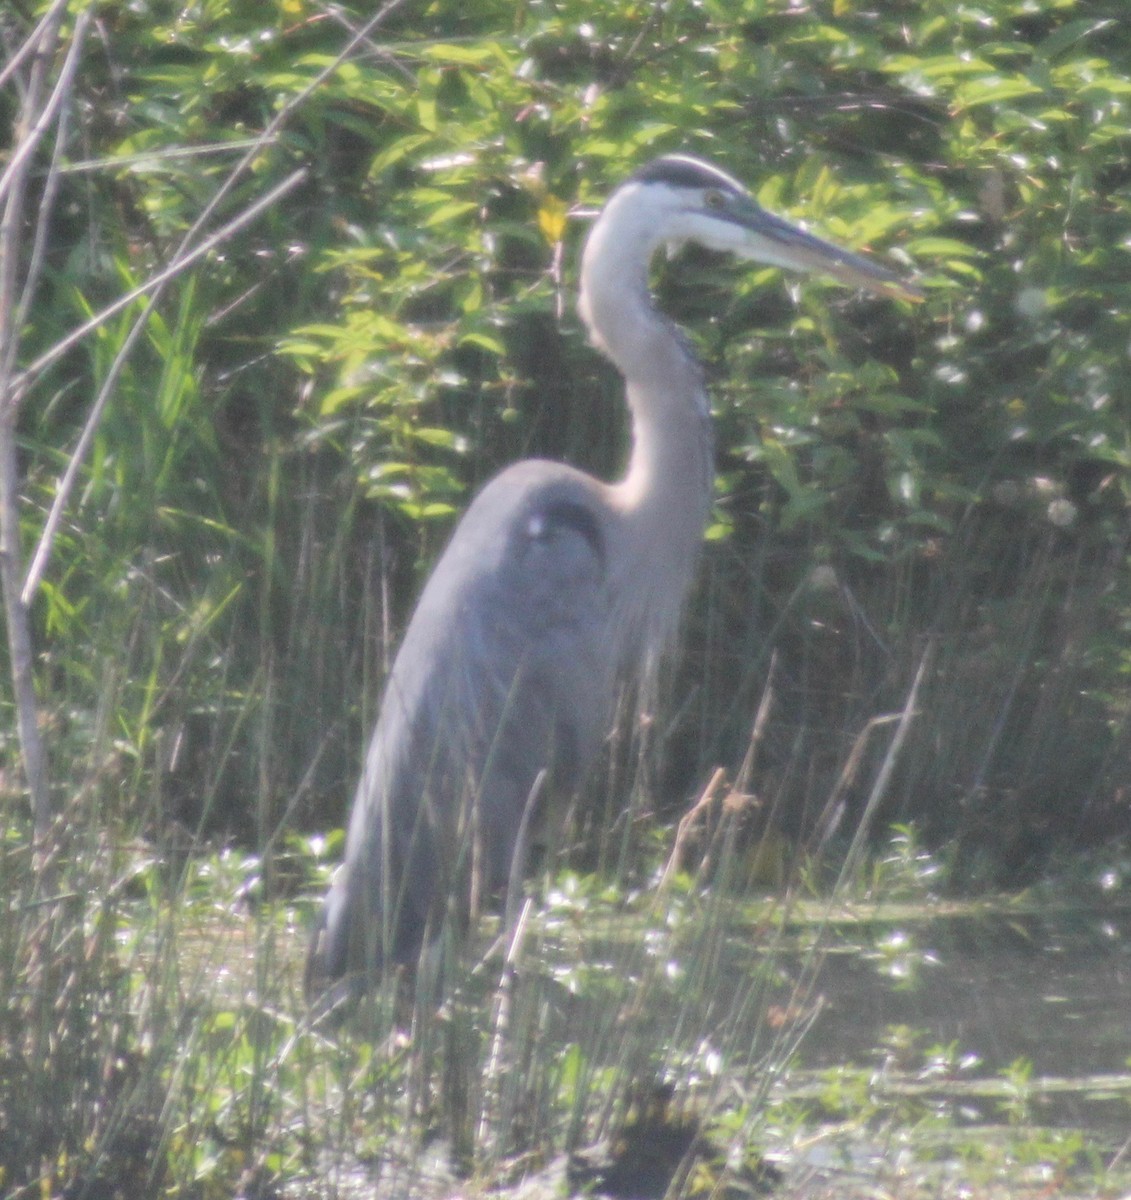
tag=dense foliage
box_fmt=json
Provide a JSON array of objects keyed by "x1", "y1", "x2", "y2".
[
  {"x1": 3, "y1": 0, "x2": 1131, "y2": 855},
  {"x1": 4, "y1": 0, "x2": 1131, "y2": 1195}
]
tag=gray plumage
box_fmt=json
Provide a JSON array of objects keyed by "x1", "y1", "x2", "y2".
[{"x1": 305, "y1": 154, "x2": 917, "y2": 995}]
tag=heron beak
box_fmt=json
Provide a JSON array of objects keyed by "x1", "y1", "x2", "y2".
[{"x1": 733, "y1": 202, "x2": 923, "y2": 303}]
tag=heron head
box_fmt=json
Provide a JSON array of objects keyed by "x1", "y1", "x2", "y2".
[{"x1": 625, "y1": 153, "x2": 921, "y2": 303}]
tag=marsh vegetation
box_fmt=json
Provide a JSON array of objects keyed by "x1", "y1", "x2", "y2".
[{"x1": 3, "y1": 0, "x2": 1131, "y2": 1195}]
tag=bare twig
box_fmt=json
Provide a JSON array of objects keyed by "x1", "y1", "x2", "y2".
[
  {"x1": 657, "y1": 765, "x2": 727, "y2": 893},
  {"x1": 658, "y1": 656, "x2": 777, "y2": 891},
  {"x1": 734, "y1": 650, "x2": 776, "y2": 794},
  {"x1": 9, "y1": 62, "x2": 70, "y2": 383},
  {"x1": 0, "y1": 0, "x2": 69, "y2": 94},
  {"x1": 810, "y1": 712, "x2": 902, "y2": 854},
  {"x1": 833, "y1": 643, "x2": 934, "y2": 895},
  {"x1": 0, "y1": 2, "x2": 79, "y2": 836},
  {"x1": 504, "y1": 768, "x2": 548, "y2": 938},
  {"x1": 0, "y1": 7, "x2": 88, "y2": 214},
  {"x1": 480, "y1": 896, "x2": 533, "y2": 1148}
]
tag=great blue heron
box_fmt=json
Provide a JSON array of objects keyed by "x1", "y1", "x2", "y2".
[{"x1": 305, "y1": 154, "x2": 917, "y2": 997}]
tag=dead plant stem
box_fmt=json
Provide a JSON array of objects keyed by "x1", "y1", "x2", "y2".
[
  {"x1": 834, "y1": 642, "x2": 934, "y2": 895},
  {"x1": 0, "y1": 3, "x2": 80, "y2": 837}
]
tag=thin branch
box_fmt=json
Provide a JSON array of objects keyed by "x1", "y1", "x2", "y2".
[
  {"x1": 0, "y1": 0, "x2": 70, "y2": 94},
  {"x1": 0, "y1": 6, "x2": 90, "y2": 211},
  {"x1": 59, "y1": 137, "x2": 277, "y2": 174},
  {"x1": 834, "y1": 643, "x2": 934, "y2": 896},
  {"x1": 7, "y1": 59, "x2": 70, "y2": 383},
  {"x1": 0, "y1": 1, "x2": 76, "y2": 835}
]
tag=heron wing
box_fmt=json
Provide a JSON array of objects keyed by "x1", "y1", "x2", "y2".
[{"x1": 318, "y1": 461, "x2": 617, "y2": 976}]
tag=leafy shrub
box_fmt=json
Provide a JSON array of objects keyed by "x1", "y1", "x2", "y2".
[{"x1": 5, "y1": 0, "x2": 1131, "y2": 889}]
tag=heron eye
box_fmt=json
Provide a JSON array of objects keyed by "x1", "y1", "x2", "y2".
[{"x1": 703, "y1": 189, "x2": 726, "y2": 210}]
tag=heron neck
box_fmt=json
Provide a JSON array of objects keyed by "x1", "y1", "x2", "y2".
[
  {"x1": 578, "y1": 203, "x2": 716, "y2": 658},
  {"x1": 580, "y1": 259, "x2": 714, "y2": 660},
  {"x1": 618, "y1": 337, "x2": 714, "y2": 527},
  {"x1": 579, "y1": 225, "x2": 713, "y2": 513},
  {"x1": 616, "y1": 329, "x2": 714, "y2": 655}
]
